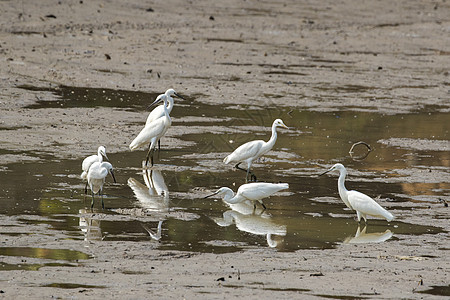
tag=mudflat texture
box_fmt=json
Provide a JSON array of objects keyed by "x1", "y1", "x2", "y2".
[{"x1": 0, "y1": 0, "x2": 449, "y2": 299}]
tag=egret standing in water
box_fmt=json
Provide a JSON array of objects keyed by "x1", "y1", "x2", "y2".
[
  {"x1": 319, "y1": 163, "x2": 394, "y2": 223},
  {"x1": 80, "y1": 146, "x2": 108, "y2": 194},
  {"x1": 129, "y1": 94, "x2": 172, "y2": 166},
  {"x1": 87, "y1": 161, "x2": 116, "y2": 209},
  {"x1": 204, "y1": 182, "x2": 289, "y2": 210},
  {"x1": 224, "y1": 119, "x2": 289, "y2": 182},
  {"x1": 145, "y1": 89, "x2": 185, "y2": 152}
]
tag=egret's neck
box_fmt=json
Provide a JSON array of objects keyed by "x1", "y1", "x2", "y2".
[
  {"x1": 166, "y1": 97, "x2": 174, "y2": 114},
  {"x1": 337, "y1": 169, "x2": 351, "y2": 209},
  {"x1": 97, "y1": 150, "x2": 103, "y2": 163},
  {"x1": 265, "y1": 124, "x2": 278, "y2": 150},
  {"x1": 163, "y1": 99, "x2": 172, "y2": 122},
  {"x1": 222, "y1": 189, "x2": 236, "y2": 203}
]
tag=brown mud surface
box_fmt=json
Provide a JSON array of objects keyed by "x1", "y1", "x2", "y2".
[{"x1": 0, "y1": 0, "x2": 449, "y2": 298}]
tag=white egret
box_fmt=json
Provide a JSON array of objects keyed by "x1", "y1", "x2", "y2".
[
  {"x1": 129, "y1": 94, "x2": 172, "y2": 166},
  {"x1": 87, "y1": 161, "x2": 116, "y2": 209},
  {"x1": 204, "y1": 182, "x2": 289, "y2": 210},
  {"x1": 80, "y1": 146, "x2": 108, "y2": 193},
  {"x1": 145, "y1": 89, "x2": 185, "y2": 152},
  {"x1": 319, "y1": 163, "x2": 394, "y2": 223},
  {"x1": 223, "y1": 119, "x2": 289, "y2": 182}
]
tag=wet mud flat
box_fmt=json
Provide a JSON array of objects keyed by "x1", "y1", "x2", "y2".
[{"x1": 0, "y1": 0, "x2": 449, "y2": 298}]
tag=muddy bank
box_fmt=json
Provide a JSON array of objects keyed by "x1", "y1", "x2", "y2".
[{"x1": 0, "y1": 0, "x2": 449, "y2": 298}]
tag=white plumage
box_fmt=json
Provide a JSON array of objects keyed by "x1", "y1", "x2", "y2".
[
  {"x1": 145, "y1": 89, "x2": 180, "y2": 126},
  {"x1": 129, "y1": 94, "x2": 171, "y2": 165},
  {"x1": 87, "y1": 161, "x2": 116, "y2": 209},
  {"x1": 80, "y1": 146, "x2": 108, "y2": 180},
  {"x1": 223, "y1": 119, "x2": 288, "y2": 182},
  {"x1": 320, "y1": 163, "x2": 394, "y2": 222},
  {"x1": 205, "y1": 182, "x2": 289, "y2": 209}
]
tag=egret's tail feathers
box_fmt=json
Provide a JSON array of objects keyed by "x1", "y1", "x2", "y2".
[
  {"x1": 80, "y1": 171, "x2": 87, "y2": 180},
  {"x1": 223, "y1": 155, "x2": 231, "y2": 164},
  {"x1": 129, "y1": 137, "x2": 142, "y2": 151},
  {"x1": 384, "y1": 210, "x2": 394, "y2": 222},
  {"x1": 278, "y1": 183, "x2": 289, "y2": 190}
]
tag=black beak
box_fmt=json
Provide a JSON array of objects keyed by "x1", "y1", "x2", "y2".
[
  {"x1": 147, "y1": 97, "x2": 162, "y2": 109},
  {"x1": 318, "y1": 168, "x2": 332, "y2": 177},
  {"x1": 174, "y1": 92, "x2": 186, "y2": 100},
  {"x1": 110, "y1": 170, "x2": 117, "y2": 183},
  {"x1": 203, "y1": 191, "x2": 219, "y2": 199}
]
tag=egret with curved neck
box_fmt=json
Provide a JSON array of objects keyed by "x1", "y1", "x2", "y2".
[
  {"x1": 320, "y1": 163, "x2": 394, "y2": 223},
  {"x1": 223, "y1": 119, "x2": 288, "y2": 182},
  {"x1": 204, "y1": 182, "x2": 289, "y2": 210},
  {"x1": 81, "y1": 146, "x2": 108, "y2": 193},
  {"x1": 87, "y1": 161, "x2": 116, "y2": 210}
]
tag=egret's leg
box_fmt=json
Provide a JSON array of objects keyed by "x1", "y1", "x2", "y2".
[
  {"x1": 356, "y1": 211, "x2": 361, "y2": 223},
  {"x1": 259, "y1": 200, "x2": 267, "y2": 210},
  {"x1": 145, "y1": 143, "x2": 151, "y2": 166},
  {"x1": 145, "y1": 147, "x2": 155, "y2": 167},
  {"x1": 246, "y1": 168, "x2": 250, "y2": 183},
  {"x1": 362, "y1": 214, "x2": 367, "y2": 224},
  {"x1": 158, "y1": 139, "x2": 161, "y2": 152},
  {"x1": 247, "y1": 162, "x2": 257, "y2": 182},
  {"x1": 90, "y1": 191, "x2": 95, "y2": 209},
  {"x1": 84, "y1": 182, "x2": 88, "y2": 194},
  {"x1": 235, "y1": 163, "x2": 257, "y2": 182},
  {"x1": 101, "y1": 189, "x2": 105, "y2": 210},
  {"x1": 149, "y1": 169, "x2": 155, "y2": 187}
]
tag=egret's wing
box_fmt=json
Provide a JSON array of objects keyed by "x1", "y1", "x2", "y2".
[
  {"x1": 145, "y1": 105, "x2": 164, "y2": 126},
  {"x1": 87, "y1": 162, "x2": 108, "y2": 180},
  {"x1": 224, "y1": 140, "x2": 263, "y2": 163},
  {"x1": 82, "y1": 154, "x2": 98, "y2": 172},
  {"x1": 130, "y1": 117, "x2": 168, "y2": 150},
  {"x1": 238, "y1": 182, "x2": 288, "y2": 200},
  {"x1": 348, "y1": 190, "x2": 392, "y2": 220}
]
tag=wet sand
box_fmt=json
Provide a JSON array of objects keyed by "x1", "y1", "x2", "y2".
[{"x1": 1, "y1": 0, "x2": 449, "y2": 298}]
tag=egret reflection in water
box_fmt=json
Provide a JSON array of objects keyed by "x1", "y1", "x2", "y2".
[
  {"x1": 128, "y1": 166, "x2": 169, "y2": 212},
  {"x1": 212, "y1": 202, "x2": 286, "y2": 248},
  {"x1": 142, "y1": 220, "x2": 163, "y2": 241},
  {"x1": 343, "y1": 225, "x2": 393, "y2": 244},
  {"x1": 79, "y1": 209, "x2": 102, "y2": 243}
]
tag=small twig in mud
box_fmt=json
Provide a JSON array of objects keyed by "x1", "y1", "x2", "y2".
[{"x1": 349, "y1": 141, "x2": 372, "y2": 154}]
